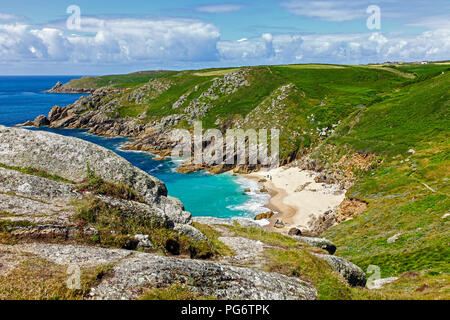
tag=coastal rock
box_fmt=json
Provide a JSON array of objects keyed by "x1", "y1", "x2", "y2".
[
  {"x1": 0, "y1": 126, "x2": 166, "y2": 201},
  {"x1": 0, "y1": 167, "x2": 77, "y2": 226},
  {"x1": 173, "y1": 224, "x2": 208, "y2": 242},
  {"x1": 32, "y1": 115, "x2": 50, "y2": 127},
  {"x1": 288, "y1": 228, "x2": 302, "y2": 236},
  {"x1": 387, "y1": 233, "x2": 402, "y2": 243},
  {"x1": 90, "y1": 250, "x2": 317, "y2": 300},
  {"x1": 313, "y1": 253, "x2": 366, "y2": 287},
  {"x1": 255, "y1": 211, "x2": 274, "y2": 221},
  {"x1": 45, "y1": 81, "x2": 101, "y2": 94},
  {"x1": 134, "y1": 234, "x2": 153, "y2": 249},
  {"x1": 193, "y1": 217, "x2": 263, "y2": 228},
  {"x1": 292, "y1": 235, "x2": 337, "y2": 255},
  {"x1": 176, "y1": 163, "x2": 207, "y2": 174},
  {"x1": 0, "y1": 126, "x2": 203, "y2": 240},
  {"x1": 274, "y1": 219, "x2": 285, "y2": 228},
  {"x1": 48, "y1": 81, "x2": 63, "y2": 92}
]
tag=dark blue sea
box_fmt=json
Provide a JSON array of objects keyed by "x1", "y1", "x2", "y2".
[{"x1": 0, "y1": 76, "x2": 268, "y2": 218}]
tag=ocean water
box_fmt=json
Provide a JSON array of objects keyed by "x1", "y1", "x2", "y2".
[{"x1": 0, "y1": 76, "x2": 268, "y2": 218}]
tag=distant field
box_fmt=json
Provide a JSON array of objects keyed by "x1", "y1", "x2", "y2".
[
  {"x1": 279, "y1": 64, "x2": 346, "y2": 69},
  {"x1": 64, "y1": 70, "x2": 175, "y2": 89},
  {"x1": 193, "y1": 68, "x2": 241, "y2": 76}
]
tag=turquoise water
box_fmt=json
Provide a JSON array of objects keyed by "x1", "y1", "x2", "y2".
[{"x1": 0, "y1": 76, "x2": 268, "y2": 218}]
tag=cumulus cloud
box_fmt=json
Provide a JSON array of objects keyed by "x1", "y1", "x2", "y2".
[
  {"x1": 0, "y1": 17, "x2": 221, "y2": 64},
  {"x1": 196, "y1": 4, "x2": 244, "y2": 14},
  {"x1": 217, "y1": 29, "x2": 450, "y2": 65},
  {"x1": 0, "y1": 12, "x2": 23, "y2": 21},
  {"x1": 0, "y1": 11, "x2": 449, "y2": 73},
  {"x1": 217, "y1": 33, "x2": 278, "y2": 61}
]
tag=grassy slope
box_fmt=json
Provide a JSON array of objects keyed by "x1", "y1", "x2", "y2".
[
  {"x1": 106, "y1": 64, "x2": 411, "y2": 160},
  {"x1": 64, "y1": 70, "x2": 176, "y2": 89},
  {"x1": 322, "y1": 70, "x2": 449, "y2": 298}
]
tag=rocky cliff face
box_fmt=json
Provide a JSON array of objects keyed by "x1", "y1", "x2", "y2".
[
  {"x1": 45, "y1": 81, "x2": 114, "y2": 94},
  {"x1": 19, "y1": 70, "x2": 262, "y2": 174}
]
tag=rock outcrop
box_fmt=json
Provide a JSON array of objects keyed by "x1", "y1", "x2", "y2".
[
  {"x1": 0, "y1": 242, "x2": 317, "y2": 300},
  {"x1": 313, "y1": 253, "x2": 367, "y2": 287},
  {"x1": 0, "y1": 126, "x2": 202, "y2": 240},
  {"x1": 90, "y1": 250, "x2": 317, "y2": 300},
  {"x1": 45, "y1": 81, "x2": 98, "y2": 94},
  {"x1": 292, "y1": 235, "x2": 337, "y2": 255}
]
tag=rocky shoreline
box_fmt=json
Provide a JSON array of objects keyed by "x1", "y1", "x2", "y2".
[{"x1": 45, "y1": 81, "x2": 128, "y2": 94}]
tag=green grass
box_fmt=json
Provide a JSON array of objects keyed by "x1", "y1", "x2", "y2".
[
  {"x1": 192, "y1": 223, "x2": 234, "y2": 257},
  {"x1": 0, "y1": 163, "x2": 74, "y2": 184},
  {"x1": 0, "y1": 254, "x2": 113, "y2": 300},
  {"x1": 319, "y1": 70, "x2": 450, "y2": 290},
  {"x1": 139, "y1": 284, "x2": 215, "y2": 300},
  {"x1": 224, "y1": 223, "x2": 303, "y2": 249},
  {"x1": 329, "y1": 71, "x2": 449, "y2": 156},
  {"x1": 73, "y1": 197, "x2": 215, "y2": 258},
  {"x1": 77, "y1": 172, "x2": 144, "y2": 203},
  {"x1": 63, "y1": 70, "x2": 176, "y2": 89},
  {"x1": 263, "y1": 248, "x2": 379, "y2": 300},
  {"x1": 0, "y1": 211, "x2": 15, "y2": 218},
  {"x1": 0, "y1": 219, "x2": 35, "y2": 232}
]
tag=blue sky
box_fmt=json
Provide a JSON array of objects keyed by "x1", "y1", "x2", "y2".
[{"x1": 0, "y1": 0, "x2": 449, "y2": 74}]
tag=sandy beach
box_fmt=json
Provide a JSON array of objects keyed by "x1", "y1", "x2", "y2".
[{"x1": 247, "y1": 167, "x2": 346, "y2": 233}]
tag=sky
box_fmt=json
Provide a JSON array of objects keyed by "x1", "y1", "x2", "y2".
[{"x1": 0, "y1": 0, "x2": 449, "y2": 75}]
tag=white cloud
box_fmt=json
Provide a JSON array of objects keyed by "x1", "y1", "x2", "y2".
[
  {"x1": 0, "y1": 12, "x2": 22, "y2": 21},
  {"x1": 0, "y1": 17, "x2": 221, "y2": 64},
  {"x1": 196, "y1": 4, "x2": 243, "y2": 14},
  {"x1": 218, "y1": 33, "x2": 279, "y2": 61},
  {"x1": 407, "y1": 15, "x2": 450, "y2": 30},
  {"x1": 0, "y1": 13, "x2": 449, "y2": 73},
  {"x1": 217, "y1": 29, "x2": 450, "y2": 65},
  {"x1": 281, "y1": 1, "x2": 365, "y2": 22}
]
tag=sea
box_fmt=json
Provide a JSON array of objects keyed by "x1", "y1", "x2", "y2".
[{"x1": 0, "y1": 76, "x2": 269, "y2": 219}]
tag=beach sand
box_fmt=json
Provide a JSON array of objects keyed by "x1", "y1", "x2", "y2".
[{"x1": 247, "y1": 167, "x2": 346, "y2": 233}]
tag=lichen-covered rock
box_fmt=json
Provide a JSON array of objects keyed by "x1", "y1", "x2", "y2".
[
  {"x1": 217, "y1": 236, "x2": 267, "y2": 267},
  {"x1": 292, "y1": 235, "x2": 337, "y2": 255},
  {"x1": 0, "y1": 126, "x2": 204, "y2": 240},
  {"x1": 90, "y1": 251, "x2": 317, "y2": 300},
  {"x1": 173, "y1": 224, "x2": 208, "y2": 242},
  {"x1": 193, "y1": 217, "x2": 263, "y2": 228},
  {"x1": 314, "y1": 253, "x2": 366, "y2": 287},
  {"x1": 1, "y1": 126, "x2": 169, "y2": 207},
  {"x1": 6, "y1": 243, "x2": 133, "y2": 267}
]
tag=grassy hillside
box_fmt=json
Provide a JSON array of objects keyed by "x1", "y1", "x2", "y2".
[
  {"x1": 76, "y1": 64, "x2": 418, "y2": 160},
  {"x1": 321, "y1": 71, "x2": 450, "y2": 297},
  {"x1": 64, "y1": 70, "x2": 175, "y2": 89}
]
